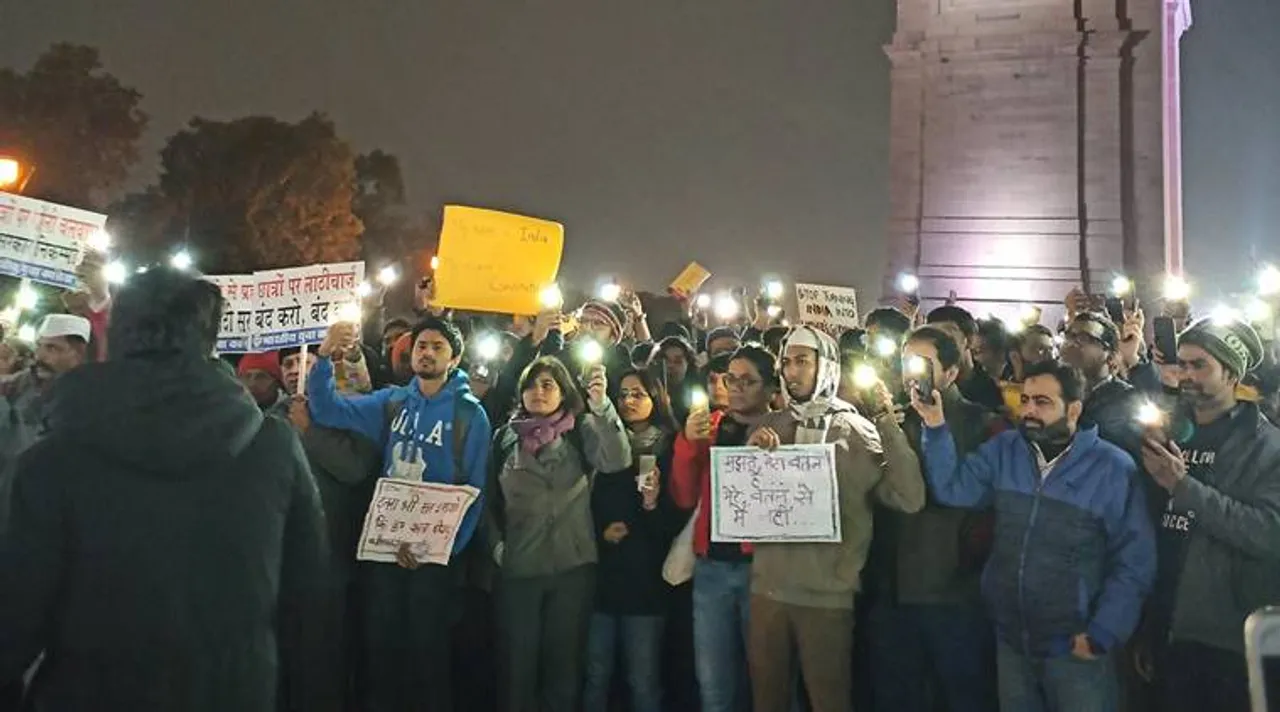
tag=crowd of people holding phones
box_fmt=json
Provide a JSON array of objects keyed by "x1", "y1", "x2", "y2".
[{"x1": 0, "y1": 255, "x2": 1277, "y2": 712}]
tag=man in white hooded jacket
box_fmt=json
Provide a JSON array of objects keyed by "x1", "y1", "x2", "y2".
[{"x1": 743, "y1": 326, "x2": 924, "y2": 712}]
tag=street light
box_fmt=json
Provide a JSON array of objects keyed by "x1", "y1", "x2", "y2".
[{"x1": 0, "y1": 159, "x2": 20, "y2": 190}]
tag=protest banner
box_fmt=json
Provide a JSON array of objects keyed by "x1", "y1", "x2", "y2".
[
  {"x1": 432, "y1": 205, "x2": 564, "y2": 315},
  {"x1": 206, "y1": 274, "x2": 256, "y2": 353},
  {"x1": 710, "y1": 444, "x2": 841, "y2": 543},
  {"x1": 0, "y1": 192, "x2": 106, "y2": 289},
  {"x1": 356, "y1": 479, "x2": 481, "y2": 566},
  {"x1": 668, "y1": 261, "x2": 711, "y2": 299},
  {"x1": 251, "y1": 261, "x2": 364, "y2": 350},
  {"x1": 795, "y1": 283, "x2": 860, "y2": 335}
]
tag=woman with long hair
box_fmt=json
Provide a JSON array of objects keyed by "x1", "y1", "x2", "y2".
[
  {"x1": 583, "y1": 367, "x2": 683, "y2": 712},
  {"x1": 669, "y1": 344, "x2": 781, "y2": 712},
  {"x1": 485, "y1": 356, "x2": 632, "y2": 712}
]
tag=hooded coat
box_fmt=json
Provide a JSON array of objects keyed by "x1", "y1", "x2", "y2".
[
  {"x1": 0, "y1": 357, "x2": 332, "y2": 712},
  {"x1": 749, "y1": 327, "x2": 926, "y2": 609}
]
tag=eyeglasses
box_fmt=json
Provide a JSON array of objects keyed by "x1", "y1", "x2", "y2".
[
  {"x1": 1063, "y1": 330, "x2": 1104, "y2": 347},
  {"x1": 724, "y1": 373, "x2": 762, "y2": 390}
]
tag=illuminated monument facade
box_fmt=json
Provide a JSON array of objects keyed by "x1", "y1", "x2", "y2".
[{"x1": 882, "y1": 0, "x2": 1192, "y2": 319}]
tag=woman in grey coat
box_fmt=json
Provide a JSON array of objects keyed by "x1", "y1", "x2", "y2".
[{"x1": 485, "y1": 355, "x2": 632, "y2": 712}]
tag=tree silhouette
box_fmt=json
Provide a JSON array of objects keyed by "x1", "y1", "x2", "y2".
[
  {"x1": 0, "y1": 43, "x2": 147, "y2": 208},
  {"x1": 113, "y1": 113, "x2": 364, "y2": 273}
]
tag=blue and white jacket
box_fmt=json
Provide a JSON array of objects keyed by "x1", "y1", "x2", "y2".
[
  {"x1": 306, "y1": 357, "x2": 492, "y2": 554},
  {"x1": 920, "y1": 424, "x2": 1155, "y2": 657}
]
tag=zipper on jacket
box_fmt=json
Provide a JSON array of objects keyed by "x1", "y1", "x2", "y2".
[{"x1": 1016, "y1": 448, "x2": 1053, "y2": 655}]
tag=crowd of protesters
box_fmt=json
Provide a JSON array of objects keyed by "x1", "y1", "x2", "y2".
[{"x1": 0, "y1": 253, "x2": 1277, "y2": 712}]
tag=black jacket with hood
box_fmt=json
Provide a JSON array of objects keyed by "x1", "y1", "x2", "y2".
[{"x1": 0, "y1": 357, "x2": 331, "y2": 712}]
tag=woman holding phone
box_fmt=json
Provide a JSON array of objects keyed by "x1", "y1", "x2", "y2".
[
  {"x1": 583, "y1": 367, "x2": 683, "y2": 712},
  {"x1": 485, "y1": 356, "x2": 632, "y2": 712}
]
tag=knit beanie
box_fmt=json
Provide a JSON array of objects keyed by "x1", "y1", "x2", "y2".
[
  {"x1": 580, "y1": 299, "x2": 627, "y2": 344},
  {"x1": 1178, "y1": 317, "x2": 1265, "y2": 377},
  {"x1": 237, "y1": 351, "x2": 283, "y2": 385},
  {"x1": 1069, "y1": 312, "x2": 1120, "y2": 352}
]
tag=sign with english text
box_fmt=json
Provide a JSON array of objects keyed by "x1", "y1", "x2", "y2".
[
  {"x1": 710, "y1": 444, "x2": 841, "y2": 543},
  {"x1": 433, "y1": 205, "x2": 564, "y2": 315},
  {"x1": 795, "y1": 283, "x2": 859, "y2": 335},
  {"x1": 0, "y1": 193, "x2": 106, "y2": 289},
  {"x1": 356, "y1": 479, "x2": 481, "y2": 566}
]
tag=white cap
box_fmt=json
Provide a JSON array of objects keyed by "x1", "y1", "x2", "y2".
[{"x1": 38, "y1": 314, "x2": 92, "y2": 342}]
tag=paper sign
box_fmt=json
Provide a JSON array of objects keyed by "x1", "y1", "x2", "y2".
[
  {"x1": 206, "y1": 274, "x2": 256, "y2": 353},
  {"x1": 433, "y1": 205, "x2": 564, "y2": 315},
  {"x1": 356, "y1": 479, "x2": 481, "y2": 565},
  {"x1": 0, "y1": 193, "x2": 105, "y2": 288},
  {"x1": 251, "y1": 261, "x2": 364, "y2": 350},
  {"x1": 668, "y1": 262, "x2": 711, "y2": 299},
  {"x1": 795, "y1": 283, "x2": 860, "y2": 335},
  {"x1": 710, "y1": 444, "x2": 841, "y2": 543}
]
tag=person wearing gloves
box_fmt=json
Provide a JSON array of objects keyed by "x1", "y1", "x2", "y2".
[
  {"x1": 744, "y1": 326, "x2": 925, "y2": 712},
  {"x1": 306, "y1": 316, "x2": 492, "y2": 712},
  {"x1": 484, "y1": 356, "x2": 632, "y2": 712}
]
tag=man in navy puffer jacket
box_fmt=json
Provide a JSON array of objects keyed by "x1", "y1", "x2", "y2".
[{"x1": 912, "y1": 359, "x2": 1155, "y2": 712}]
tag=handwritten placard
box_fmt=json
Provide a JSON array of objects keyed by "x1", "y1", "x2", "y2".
[
  {"x1": 668, "y1": 261, "x2": 711, "y2": 299},
  {"x1": 0, "y1": 193, "x2": 106, "y2": 289},
  {"x1": 433, "y1": 205, "x2": 564, "y2": 315},
  {"x1": 206, "y1": 274, "x2": 256, "y2": 353},
  {"x1": 710, "y1": 444, "x2": 841, "y2": 543},
  {"x1": 251, "y1": 261, "x2": 364, "y2": 350},
  {"x1": 356, "y1": 479, "x2": 481, "y2": 565},
  {"x1": 795, "y1": 283, "x2": 860, "y2": 335}
]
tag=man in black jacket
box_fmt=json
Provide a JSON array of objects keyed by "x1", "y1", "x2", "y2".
[
  {"x1": 1061, "y1": 312, "x2": 1145, "y2": 457},
  {"x1": 0, "y1": 267, "x2": 331, "y2": 712},
  {"x1": 1137, "y1": 316, "x2": 1280, "y2": 712},
  {"x1": 866, "y1": 325, "x2": 1002, "y2": 712}
]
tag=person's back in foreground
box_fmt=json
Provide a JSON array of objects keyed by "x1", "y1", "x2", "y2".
[{"x1": 0, "y1": 267, "x2": 330, "y2": 712}]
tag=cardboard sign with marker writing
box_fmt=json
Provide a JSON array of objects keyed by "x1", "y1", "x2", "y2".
[
  {"x1": 795, "y1": 283, "x2": 859, "y2": 335},
  {"x1": 668, "y1": 261, "x2": 711, "y2": 299},
  {"x1": 432, "y1": 205, "x2": 564, "y2": 315}
]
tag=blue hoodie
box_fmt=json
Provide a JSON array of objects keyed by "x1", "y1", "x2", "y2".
[{"x1": 306, "y1": 356, "x2": 492, "y2": 554}]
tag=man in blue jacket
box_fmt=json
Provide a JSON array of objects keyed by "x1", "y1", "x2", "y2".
[
  {"x1": 308, "y1": 316, "x2": 492, "y2": 712},
  {"x1": 911, "y1": 359, "x2": 1155, "y2": 712}
]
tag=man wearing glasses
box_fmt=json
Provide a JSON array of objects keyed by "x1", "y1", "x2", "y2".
[{"x1": 1060, "y1": 312, "x2": 1145, "y2": 456}]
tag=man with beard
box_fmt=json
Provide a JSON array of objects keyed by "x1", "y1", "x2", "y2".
[
  {"x1": 0, "y1": 314, "x2": 91, "y2": 528},
  {"x1": 865, "y1": 325, "x2": 1001, "y2": 712},
  {"x1": 0, "y1": 314, "x2": 91, "y2": 706},
  {"x1": 745, "y1": 325, "x2": 924, "y2": 712},
  {"x1": 0, "y1": 267, "x2": 330, "y2": 712},
  {"x1": 1135, "y1": 316, "x2": 1280, "y2": 712},
  {"x1": 913, "y1": 360, "x2": 1155, "y2": 711},
  {"x1": 306, "y1": 316, "x2": 492, "y2": 712}
]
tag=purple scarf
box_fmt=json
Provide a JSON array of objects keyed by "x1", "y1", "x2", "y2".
[{"x1": 510, "y1": 410, "x2": 577, "y2": 456}]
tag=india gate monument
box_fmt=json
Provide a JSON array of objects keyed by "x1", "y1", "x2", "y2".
[{"x1": 881, "y1": 0, "x2": 1193, "y2": 319}]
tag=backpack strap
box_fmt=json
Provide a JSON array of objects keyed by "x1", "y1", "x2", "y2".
[{"x1": 451, "y1": 392, "x2": 480, "y2": 485}]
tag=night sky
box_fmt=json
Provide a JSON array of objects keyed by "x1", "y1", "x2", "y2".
[{"x1": 1, "y1": 0, "x2": 1276, "y2": 299}]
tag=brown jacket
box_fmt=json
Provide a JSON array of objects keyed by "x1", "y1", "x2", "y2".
[{"x1": 749, "y1": 408, "x2": 924, "y2": 609}]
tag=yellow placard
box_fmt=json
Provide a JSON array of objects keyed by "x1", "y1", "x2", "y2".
[
  {"x1": 433, "y1": 206, "x2": 565, "y2": 315},
  {"x1": 668, "y1": 262, "x2": 711, "y2": 299}
]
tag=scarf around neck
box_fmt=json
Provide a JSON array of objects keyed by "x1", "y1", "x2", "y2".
[
  {"x1": 511, "y1": 410, "x2": 577, "y2": 456},
  {"x1": 782, "y1": 325, "x2": 855, "y2": 444}
]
